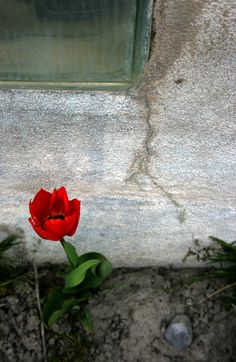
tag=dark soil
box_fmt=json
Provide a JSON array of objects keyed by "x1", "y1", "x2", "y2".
[{"x1": 0, "y1": 266, "x2": 235, "y2": 362}]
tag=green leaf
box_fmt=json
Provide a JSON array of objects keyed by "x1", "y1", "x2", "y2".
[
  {"x1": 79, "y1": 269, "x2": 102, "y2": 290},
  {"x1": 62, "y1": 286, "x2": 79, "y2": 294},
  {"x1": 210, "y1": 237, "x2": 236, "y2": 253},
  {"x1": 63, "y1": 259, "x2": 101, "y2": 288},
  {"x1": 42, "y1": 287, "x2": 66, "y2": 326},
  {"x1": 43, "y1": 286, "x2": 81, "y2": 327},
  {"x1": 0, "y1": 234, "x2": 20, "y2": 256},
  {"x1": 62, "y1": 299, "x2": 80, "y2": 313},
  {"x1": 75, "y1": 259, "x2": 113, "y2": 291},
  {"x1": 77, "y1": 252, "x2": 106, "y2": 265},
  {"x1": 62, "y1": 241, "x2": 78, "y2": 269},
  {"x1": 80, "y1": 310, "x2": 94, "y2": 333},
  {"x1": 96, "y1": 260, "x2": 113, "y2": 281},
  {"x1": 48, "y1": 310, "x2": 64, "y2": 327},
  {"x1": 47, "y1": 299, "x2": 80, "y2": 327},
  {"x1": 209, "y1": 237, "x2": 236, "y2": 268}
]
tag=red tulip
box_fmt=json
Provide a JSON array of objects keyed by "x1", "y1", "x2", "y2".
[{"x1": 29, "y1": 187, "x2": 81, "y2": 241}]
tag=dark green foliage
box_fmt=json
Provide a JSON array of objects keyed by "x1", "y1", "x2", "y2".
[
  {"x1": 0, "y1": 234, "x2": 21, "y2": 289},
  {"x1": 209, "y1": 237, "x2": 236, "y2": 267},
  {"x1": 42, "y1": 241, "x2": 113, "y2": 328},
  {"x1": 207, "y1": 237, "x2": 236, "y2": 310},
  {"x1": 0, "y1": 234, "x2": 20, "y2": 256}
]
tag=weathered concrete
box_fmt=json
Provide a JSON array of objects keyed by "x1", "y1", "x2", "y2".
[{"x1": 0, "y1": 0, "x2": 235, "y2": 266}]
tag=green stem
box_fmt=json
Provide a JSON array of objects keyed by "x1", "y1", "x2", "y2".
[
  {"x1": 60, "y1": 238, "x2": 71, "y2": 267},
  {"x1": 60, "y1": 238, "x2": 78, "y2": 269},
  {"x1": 60, "y1": 238, "x2": 65, "y2": 252}
]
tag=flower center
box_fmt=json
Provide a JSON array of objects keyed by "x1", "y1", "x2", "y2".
[{"x1": 48, "y1": 215, "x2": 65, "y2": 220}]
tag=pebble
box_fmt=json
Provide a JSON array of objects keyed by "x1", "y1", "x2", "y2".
[
  {"x1": 48, "y1": 338, "x2": 55, "y2": 346},
  {"x1": 26, "y1": 315, "x2": 40, "y2": 331},
  {"x1": 164, "y1": 314, "x2": 193, "y2": 349},
  {"x1": 186, "y1": 298, "x2": 193, "y2": 306},
  {"x1": 160, "y1": 325, "x2": 166, "y2": 334},
  {"x1": 111, "y1": 330, "x2": 120, "y2": 340}
]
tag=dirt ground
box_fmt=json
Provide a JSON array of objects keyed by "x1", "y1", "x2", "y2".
[{"x1": 0, "y1": 266, "x2": 235, "y2": 362}]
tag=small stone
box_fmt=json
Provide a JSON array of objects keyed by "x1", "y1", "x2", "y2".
[
  {"x1": 164, "y1": 314, "x2": 193, "y2": 349},
  {"x1": 6, "y1": 347, "x2": 14, "y2": 356},
  {"x1": 186, "y1": 298, "x2": 193, "y2": 306},
  {"x1": 48, "y1": 338, "x2": 55, "y2": 346},
  {"x1": 160, "y1": 325, "x2": 166, "y2": 334},
  {"x1": 26, "y1": 315, "x2": 40, "y2": 331},
  {"x1": 111, "y1": 330, "x2": 120, "y2": 340}
]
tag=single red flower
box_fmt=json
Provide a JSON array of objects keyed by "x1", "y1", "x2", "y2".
[{"x1": 29, "y1": 187, "x2": 81, "y2": 241}]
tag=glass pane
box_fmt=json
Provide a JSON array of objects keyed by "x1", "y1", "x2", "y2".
[{"x1": 0, "y1": 0, "x2": 153, "y2": 89}]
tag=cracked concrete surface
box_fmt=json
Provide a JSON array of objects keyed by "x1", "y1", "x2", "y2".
[
  {"x1": 125, "y1": 92, "x2": 186, "y2": 224},
  {"x1": 0, "y1": 0, "x2": 236, "y2": 266}
]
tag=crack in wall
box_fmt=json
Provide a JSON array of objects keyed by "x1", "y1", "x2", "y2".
[
  {"x1": 125, "y1": 92, "x2": 186, "y2": 224},
  {"x1": 125, "y1": 93, "x2": 153, "y2": 185}
]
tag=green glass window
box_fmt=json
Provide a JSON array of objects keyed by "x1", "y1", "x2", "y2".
[{"x1": 0, "y1": 0, "x2": 153, "y2": 90}]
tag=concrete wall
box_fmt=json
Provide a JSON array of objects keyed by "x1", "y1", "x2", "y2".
[{"x1": 0, "y1": 0, "x2": 235, "y2": 266}]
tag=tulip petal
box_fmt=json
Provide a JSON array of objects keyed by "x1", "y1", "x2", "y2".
[
  {"x1": 50, "y1": 187, "x2": 70, "y2": 217},
  {"x1": 29, "y1": 215, "x2": 41, "y2": 228},
  {"x1": 69, "y1": 199, "x2": 81, "y2": 215},
  {"x1": 58, "y1": 186, "x2": 70, "y2": 214},
  {"x1": 29, "y1": 217, "x2": 60, "y2": 241},
  {"x1": 64, "y1": 212, "x2": 80, "y2": 237},
  {"x1": 29, "y1": 188, "x2": 52, "y2": 222},
  {"x1": 43, "y1": 218, "x2": 67, "y2": 240}
]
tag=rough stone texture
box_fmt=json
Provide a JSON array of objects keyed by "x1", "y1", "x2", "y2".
[{"x1": 0, "y1": 0, "x2": 236, "y2": 266}]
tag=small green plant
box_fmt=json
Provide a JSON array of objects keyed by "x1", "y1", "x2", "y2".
[
  {"x1": 187, "y1": 236, "x2": 236, "y2": 310},
  {"x1": 183, "y1": 236, "x2": 236, "y2": 310},
  {"x1": 206, "y1": 237, "x2": 236, "y2": 309},
  {"x1": 42, "y1": 243, "x2": 112, "y2": 329},
  {"x1": 0, "y1": 234, "x2": 20, "y2": 255},
  {"x1": 28, "y1": 187, "x2": 113, "y2": 330},
  {"x1": 0, "y1": 234, "x2": 21, "y2": 291}
]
